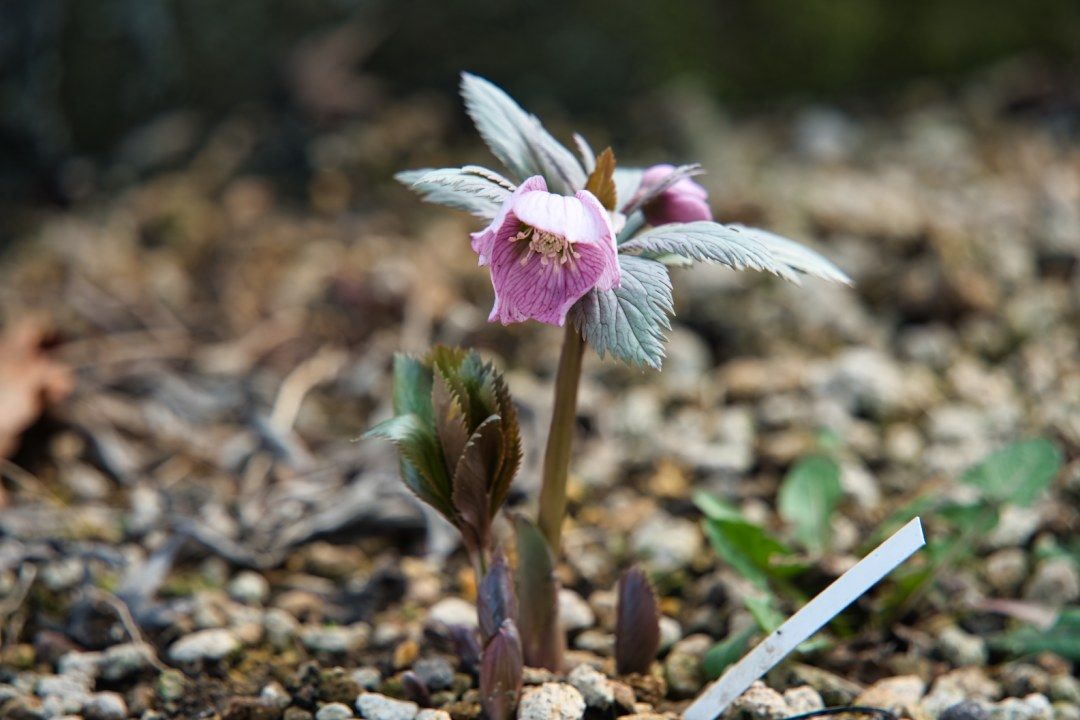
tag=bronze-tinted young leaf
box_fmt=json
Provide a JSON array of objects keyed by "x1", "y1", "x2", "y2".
[
  {"x1": 452, "y1": 416, "x2": 503, "y2": 555},
  {"x1": 489, "y1": 372, "x2": 522, "y2": 514},
  {"x1": 432, "y1": 369, "x2": 469, "y2": 474},
  {"x1": 513, "y1": 514, "x2": 564, "y2": 671},
  {"x1": 585, "y1": 147, "x2": 618, "y2": 211},
  {"x1": 478, "y1": 552, "x2": 519, "y2": 644},
  {"x1": 480, "y1": 620, "x2": 523, "y2": 720},
  {"x1": 615, "y1": 565, "x2": 661, "y2": 675},
  {"x1": 365, "y1": 413, "x2": 454, "y2": 519}
]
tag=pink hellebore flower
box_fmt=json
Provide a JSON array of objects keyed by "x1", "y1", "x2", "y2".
[
  {"x1": 639, "y1": 163, "x2": 712, "y2": 225},
  {"x1": 470, "y1": 176, "x2": 620, "y2": 327}
]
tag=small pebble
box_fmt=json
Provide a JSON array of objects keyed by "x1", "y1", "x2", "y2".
[
  {"x1": 168, "y1": 628, "x2": 241, "y2": 663},
  {"x1": 83, "y1": 691, "x2": 128, "y2": 720},
  {"x1": 355, "y1": 692, "x2": 418, "y2": 720},
  {"x1": 412, "y1": 657, "x2": 455, "y2": 691},
  {"x1": 315, "y1": 702, "x2": 354, "y2": 720},
  {"x1": 518, "y1": 683, "x2": 586, "y2": 720},
  {"x1": 427, "y1": 598, "x2": 478, "y2": 629},
  {"x1": 228, "y1": 570, "x2": 271, "y2": 605},
  {"x1": 568, "y1": 664, "x2": 614, "y2": 709}
]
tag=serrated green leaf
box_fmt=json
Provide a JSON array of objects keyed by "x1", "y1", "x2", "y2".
[
  {"x1": 620, "y1": 221, "x2": 797, "y2": 281},
  {"x1": 513, "y1": 514, "x2": 563, "y2": 670},
  {"x1": 459, "y1": 73, "x2": 584, "y2": 193},
  {"x1": 391, "y1": 353, "x2": 434, "y2": 424},
  {"x1": 568, "y1": 255, "x2": 673, "y2": 370},
  {"x1": 778, "y1": 455, "x2": 843, "y2": 553},
  {"x1": 366, "y1": 414, "x2": 453, "y2": 518},
  {"x1": 702, "y1": 626, "x2": 755, "y2": 680},
  {"x1": 961, "y1": 438, "x2": 1062, "y2": 506}
]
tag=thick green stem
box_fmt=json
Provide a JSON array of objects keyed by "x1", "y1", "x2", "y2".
[{"x1": 537, "y1": 324, "x2": 585, "y2": 552}]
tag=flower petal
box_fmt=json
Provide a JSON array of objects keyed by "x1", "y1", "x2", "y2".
[
  {"x1": 487, "y1": 226, "x2": 605, "y2": 327},
  {"x1": 472, "y1": 176, "x2": 548, "y2": 265}
]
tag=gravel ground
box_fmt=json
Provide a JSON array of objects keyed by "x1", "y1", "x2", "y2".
[{"x1": 0, "y1": 67, "x2": 1077, "y2": 720}]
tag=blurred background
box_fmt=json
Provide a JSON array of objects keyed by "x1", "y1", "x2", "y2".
[
  {"x1": 3, "y1": 0, "x2": 1080, "y2": 216},
  {"x1": 0, "y1": 3, "x2": 1077, "y2": 711}
]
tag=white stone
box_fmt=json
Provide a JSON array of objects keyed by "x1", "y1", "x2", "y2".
[
  {"x1": 355, "y1": 692, "x2": 418, "y2": 720},
  {"x1": 558, "y1": 590, "x2": 595, "y2": 632},
  {"x1": 568, "y1": 664, "x2": 613, "y2": 708},
  {"x1": 316, "y1": 702, "x2": 355, "y2": 720},
  {"x1": 168, "y1": 628, "x2": 241, "y2": 663},
  {"x1": 518, "y1": 683, "x2": 586, "y2": 720},
  {"x1": 426, "y1": 597, "x2": 478, "y2": 629}
]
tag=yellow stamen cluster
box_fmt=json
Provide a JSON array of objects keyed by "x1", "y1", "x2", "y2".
[{"x1": 512, "y1": 227, "x2": 580, "y2": 271}]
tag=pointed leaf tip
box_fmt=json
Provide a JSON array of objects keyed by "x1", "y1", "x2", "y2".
[{"x1": 615, "y1": 565, "x2": 661, "y2": 675}]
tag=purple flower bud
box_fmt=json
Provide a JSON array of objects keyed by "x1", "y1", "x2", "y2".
[
  {"x1": 470, "y1": 176, "x2": 620, "y2": 327},
  {"x1": 480, "y1": 620, "x2": 524, "y2": 720},
  {"x1": 640, "y1": 163, "x2": 712, "y2": 225}
]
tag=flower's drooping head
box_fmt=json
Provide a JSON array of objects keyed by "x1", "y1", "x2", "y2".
[
  {"x1": 471, "y1": 176, "x2": 619, "y2": 327},
  {"x1": 639, "y1": 164, "x2": 712, "y2": 225}
]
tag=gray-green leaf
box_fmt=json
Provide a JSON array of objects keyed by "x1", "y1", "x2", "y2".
[
  {"x1": 395, "y1": 168, "x2": 506, "y2": 219},
  {"x1": 568, "y1": 255, "x2": 673, "y2": 370},
  {"x1": 619, "y1": 221, "x2": 797, "y2": 281},
  {"x1": 961, "y1": 438, "x2": 1062, "y2": 507},
  {"x1": 778, "y1": 455, "x2": 843, "y2": 553},
  {"x1": 729, "y1": 225, "x2": 852, "y2": 285},
  {"x1": 459, "y1": 73, "x2": 584, "y2": 193}
]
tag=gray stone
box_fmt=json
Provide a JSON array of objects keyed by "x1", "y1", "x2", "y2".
[
  {"x1": 57, "y1": 650, "x2": 102, "y2": 683},
  {"x1": 630, "y1": 513, "x2": 702, "y2": 574},
  {"x1": 264, "y1": 607, "x2": 300, "y2": 648},
  {"x1": 990, "y1": 694, "x2": 1053, "y2": 720},
  {"x1": 558, "y1": 589, "x2": 595, "y2": 632},
  {"x1": 731, "y1": 682, "x2": 792, "y2": 720},
  {"x1": 228, "y1": 570, "x2": 270, "y2": 605},
  {"x1": 412, "y1": 657, "x2": 454, "y2": 692},
  {"x1": 1025, "y1": 558, "x2": 1080, "y2": 605},
  {"x1": 426, "y1": 598, "x2": 477, "y2": 629},
  {"x1": 985, "y1": 549, "x2": 1029, "y2": 594},
  {"x1": 415, "y1": 711, "x2": 451, "y2": 720},
  {"x1": 100, "y1": 642, "x2": 155, "y2": 681},
  {"x1": 1050, "y1": 676, "x2": 1080, "y2": 705},
  {"x1": 518, "y1": 683, "x2": 585, "y2": 720},
  {"x1": 567, "y1": 664, "x2": 613, "y2": 709},
  {"x1": 938, "y1": 626, "x2": 988, "y2": 667},
  {"x1": 658, "y1": 616, "x2": 682, "y2": 653},
  {"x1": 83, "y1": 692, "x2": 128, "y2": 720},
  {"x1": 300, "y1": 623, "x2": 370, "y2": 654},
  {"x1": 260, "y1": 681, "x2": 292, "y2": 709},
  {"x1": 941, "y1": 701, "x2": 991, "y2": 720},
  {"x1": 856, "y1": 676, "x2": 926, "y2": 716},
  {"x1": 167, "y1": 628, "x2": 240, "y2": 663},
  {"x1": 355, "y1": 692, "x2": 418, "y2": 720},
  {"x1": 351, "y1": 667, "x2": 381, "y2": 691},
  {"x1": 783, "y1": 686, "x2": 825, "y2": 714},
  {"x1": 315, "y1": 702, "x2": 355, "y2": 720}
]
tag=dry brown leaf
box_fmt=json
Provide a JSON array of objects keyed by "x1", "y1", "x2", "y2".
[{"x1": 0, "y1": 319, "x2": 75, "y2": 460}]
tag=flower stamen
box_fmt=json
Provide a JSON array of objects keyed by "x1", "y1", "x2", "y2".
[{"x1": 512, "y1": 226, "x2": 580, "y2": 272}]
